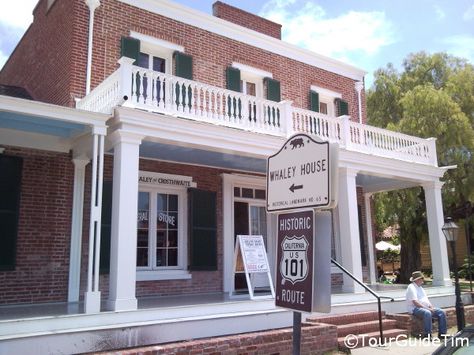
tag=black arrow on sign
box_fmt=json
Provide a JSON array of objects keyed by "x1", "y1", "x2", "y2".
[{"x1": 289, "y1": 183, "x2": 303, "y2": 193}]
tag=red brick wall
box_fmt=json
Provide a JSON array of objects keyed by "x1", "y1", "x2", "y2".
[
  {"x1": 0, "y1": 0, "x2": 365, "y2": 123},
  {"x1": 0, "y1": 146, "x2": 74, "y2": 304},
  {"x1": 95, "y1": 322, "x2": 338, "y2": 355},
  {"x1": 212, "y1": 1, "x2": 282, "y2": 40},
  {"x1": 0, "y1": 0, "x2": 77, "y2": 106}
]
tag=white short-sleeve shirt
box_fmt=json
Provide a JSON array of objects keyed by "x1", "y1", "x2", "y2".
[{"x1": 406, "y1": 282, "x2": 431, "y2": 313}]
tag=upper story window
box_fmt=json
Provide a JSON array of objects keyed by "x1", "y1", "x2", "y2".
[
  {"x1": 310, "y1": 85, "x2": 342, "y2": 117},
  {"x1": 226, "y1": 63, "x2": 273, "y2": 99}
]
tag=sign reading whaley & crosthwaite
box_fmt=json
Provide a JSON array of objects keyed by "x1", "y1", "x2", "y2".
[
  {"x1": 138, "y1": 171, "x2": 197, "y2": 188},
  {"x1": 266, "y1": 134, "x2": 338, "y2": 212},
  {"x1": 276, "y1": 210, "x2": 314, "y2": 312}
]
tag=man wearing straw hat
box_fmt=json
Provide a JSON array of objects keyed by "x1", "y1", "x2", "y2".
[{"x1": 406, "y1": 271, "x2": 447, "y2": 338}]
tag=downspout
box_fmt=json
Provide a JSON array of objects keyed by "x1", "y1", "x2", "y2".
[
  {"x1": 355, "y1": 81, "x2": 364, "y2": 124},
  {"x1": 85, "y1": 0, "x2": 101, "y2": 95}
]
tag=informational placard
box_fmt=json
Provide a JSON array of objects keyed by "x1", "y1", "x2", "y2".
[
  {"x1": 276, "y1": 210, "x2": 314, "y2": 312},
  {"x1": 231, "y1": 235, "x2": 275, "y2": 300},
  {"x1": 266, "y1": 134, "x2": 338, "y2": 212}
]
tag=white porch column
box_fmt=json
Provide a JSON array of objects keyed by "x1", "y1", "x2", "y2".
[
  {"x1": 107, "y1": 130, "x2": 143, "y2": 311},
  {"x1": 423, "y1": 181, "x2": 452, "y2": 286},
  {"x1": 68, "y1": 158, "x2": 89, "y2": 303},
  {"x1": 364, "y1": 193, "x2": 377, "y2": 285},
  {"x1": 337, "y1": 167, "x2": 364, "y2": 293}
]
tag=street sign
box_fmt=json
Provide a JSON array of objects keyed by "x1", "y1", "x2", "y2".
[
  {"x1": 266, "y1": 133, "x2": 338, "y2": 212},
  {"x1": 276, "y1": 210, "x2": 314, "y2": 312}
]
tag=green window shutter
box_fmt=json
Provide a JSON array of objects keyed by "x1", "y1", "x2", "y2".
[
  {"x1": 0, "y1": 155, "x2": 22, "y2": 271},
  {"x1": 99, "y1": 181, "x2": 113, "y2": 274},
  {"x1": 226, "y1": 67, "x2": 241, "y2": 92},
  {"x1": 336, "y1": 98, "x2": 349, "y2": 116},
  {"x1": 174, "y1": 51, "x2": 193, "y2": 80},
  {"x1": 120, "y1": 36, "x2": 140, "y2": 64},
  {"x1": 265, "y1": 78, "x2": 281, "y2": 102},
  {"x1": 188, "y1": 189, "x2": 217, "y2": 271},
  {"x1": 310, "y1": 90, "x2": 319, "y2": 112}
]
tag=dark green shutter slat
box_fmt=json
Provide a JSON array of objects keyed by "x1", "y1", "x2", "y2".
[
  {"x1": 336, "y1": 99, "x2": 349, "y2": 116},
  {"x1": 120, "y1": 36, "x2": 140, "y2": 64},
  {"x1": 310, "y1": 90, "x2": 319, "y2": 112},
  {"x1": 265, "y1": 78, "x2": 281, "y2": 102},
  {"x1": 226, "y1": 67, "x2": 241, "y2": 92},
  {"x1": 100, "y1": 181, "x2": 112, "y2": 274},
  {"x1": 174, "y1": 52, "x2": 193, "y2": 79},
  {"x1": 189, "y1": 189, "x2": 217, "y2": 271},
  {"x1": 0, "y1": 155, "x2": 22, "y2": 271}
]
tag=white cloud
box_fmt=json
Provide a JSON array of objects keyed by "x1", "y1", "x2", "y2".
[
  {"x1": 0, "y1": 0, "x2": 36, "y2": 29},
  {"x1": 464, "y1": 4, "x2": 474, "y2": 21},
  {"x1": 442, "y1": 35, "x2": 474, "y2": 63},
  {"x1": 259, "y1": 1, "x2": 396, "y2": 65},
  {"x1": 434, "y1": 5, "x2": 446, "y2": 20}
]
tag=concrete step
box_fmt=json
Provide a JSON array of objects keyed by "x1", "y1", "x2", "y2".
[
  {"x1": 308, "y1": 310, "x2": 385, "y2": 325},
  {"x1": 337, "y1": 328, "x2": 408, "y2": 350},
  {"x1": 337, "y1": 318, "x2": 398, "y2": 337}
]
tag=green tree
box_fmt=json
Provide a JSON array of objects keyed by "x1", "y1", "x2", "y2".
[{"x1": 368, "y1": 52, "x2": 474, "y2": 283}]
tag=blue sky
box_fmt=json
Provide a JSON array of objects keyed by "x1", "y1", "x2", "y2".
[{"x1": 1, "y1": 0, "x2": 473, "y2": 87}]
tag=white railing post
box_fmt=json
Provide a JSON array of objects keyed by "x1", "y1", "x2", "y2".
[
  {"x1": 117, "y1": 57, "x2": 135, "y2": 107},
  {"x1": 427, "y1": 137, "x2": 438, "y2": 166},
  {"x1": 340, "y1": 115, "x2": 352, "y2": 150},
  {"x1": 280, "y1": 100, "x2": 294, "y2": 137}
]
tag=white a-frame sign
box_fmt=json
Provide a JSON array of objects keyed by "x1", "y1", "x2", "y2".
[{"x1": 231, "y1": 235, "x2": 275, "y2": 299}]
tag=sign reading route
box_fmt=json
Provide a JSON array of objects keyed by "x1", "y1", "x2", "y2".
[
  {"x1": 266, "y1": 133, "x2": 338, "y2": 212},
  {"x1": 276, "y1": 210, "x2": 314, "y2": 313}
]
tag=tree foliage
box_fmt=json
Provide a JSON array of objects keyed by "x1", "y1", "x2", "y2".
[{"x1": 367, "y1": 52, "x2": 474, "y2": 283}]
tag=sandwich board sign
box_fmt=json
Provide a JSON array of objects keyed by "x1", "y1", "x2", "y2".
[{"x1": 266, "y1": 133, "x2": 338, "y2": 212}]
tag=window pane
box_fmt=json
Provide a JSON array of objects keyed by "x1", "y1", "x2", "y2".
[
  {"x1": 157, "y1": 193, "x2": 167, "y2": 212},
  {"x1": 153, "y1": 56, "x2": 166, "y2": 73},
  {"x1": 320, "y1": 102, "x2": 328, "y2": 115},
  {"x1": 168, "y1": 248, "x2": 178, "y2": 266},
  {"x1": 156, "y1": 230, "x2": 166, "y2": 247},
  {"x1": 246, "y1": 82, "x2": 256, "y2": 96},
  {"x1": 255, "y1": 189, "x2": 266, "y2": 200},
  {"x1": 168, "y1": 230, "x2": 178, "y2": 247},
  {"x1": 137, "y1": 248, "x2": 148, "y2": 267},
  {"x1": 156, "y1": 248, "x2": 167, "y2": 267},
  {"x1": 234, "y1": 187, "x2": 240, "y2": 197},
  {"x1": 137, "y1": 52, "x2": 149, "y2": 69},
  {"x1": 168, "y1": 194, "x2": 178, "y2": 211},
  {"x1": 242, "y1": 188, "x2": 253, "y2": 198}
]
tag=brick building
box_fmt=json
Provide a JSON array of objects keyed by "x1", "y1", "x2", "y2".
[{"x1": 0, "y1": 0, "x2": 455, "y2": 353}]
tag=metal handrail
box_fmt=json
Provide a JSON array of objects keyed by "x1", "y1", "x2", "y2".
[{"x1": 331, "y1": 258, "x2": 394, "y2": 341}]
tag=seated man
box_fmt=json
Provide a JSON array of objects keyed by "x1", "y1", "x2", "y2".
[{"x1": 406, "y1": 271, "x2": 447, "y2": 338}]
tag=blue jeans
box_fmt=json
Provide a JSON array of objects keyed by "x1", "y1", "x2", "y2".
[{"x1": 412, "y1": 307, "x2": 447, "y2": 337}]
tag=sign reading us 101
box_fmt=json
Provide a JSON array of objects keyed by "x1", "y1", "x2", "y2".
[
  {"x1": 276, "y1": 210, "x2": 314, "y2": 312},
  {"x1": 266, "y1": 134, "x2": 338, "y2": 212}
]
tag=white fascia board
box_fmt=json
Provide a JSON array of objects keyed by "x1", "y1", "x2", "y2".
[
  {"x1": 0, "y1": 95, "x2": 109, "y2": 128},
  {"x1": 232, "y1": 62, "x2": 273, "y2": 79},
  {"x1": 339, "y1": 149, "x2": 448, "y2": 181},
  {"x1": 130, "y1": 31, "x2": 184, "y2": 52},
  {"x1": 112, "y1": 107, "x2": 284, "y2": 158},
  {"x1": 118, "y1": 0, "x2": 367, "y2": 81},
  {"x1": 310, "y1": 85, "x2": 342, "y2": 99}
]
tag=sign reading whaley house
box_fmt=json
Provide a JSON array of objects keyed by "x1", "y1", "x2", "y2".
[
  {"x1": 276, "y1": 210, "x2": 314, "y2": 312},
  {"x1": 266, "y1": 134, "x2": 338, "y2": 212}
]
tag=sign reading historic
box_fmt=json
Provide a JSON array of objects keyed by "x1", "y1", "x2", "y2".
[
  {"x1": 266, "y1": 134, "x2": 338, "y2": 212},
  {"x1": 276, "y1": 210, "x2": 314, "y2": 312}
]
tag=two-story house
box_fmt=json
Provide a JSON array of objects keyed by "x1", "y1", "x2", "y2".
[{"x1": 0, "y1": 0, "x2": 455, "y2": 352}]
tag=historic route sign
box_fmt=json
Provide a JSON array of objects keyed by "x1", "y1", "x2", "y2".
[
  {"x1": 276, "y1": 210, "x2": 314, "y2": 312},
  {"x1": 266, "y1": 134, "x2": 338, "y2": 212}
]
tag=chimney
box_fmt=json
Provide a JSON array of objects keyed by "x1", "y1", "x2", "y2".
[{"x1": 212, "y1": 1, "x2": 282, "y2": 40}]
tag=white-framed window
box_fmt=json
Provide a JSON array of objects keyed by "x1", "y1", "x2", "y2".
[
  {"x1": 130, "y1": 31, "x2": 184, "y2": 75},
  {"x1": 232, "y1": 63, "x2": 272, "y2": 99},
  {"x1": 136, "y1": 185, "x2": 190, "y2": 281},
  {"x1": 311, "y1": 85, "x2": 342, "y2": 117}
]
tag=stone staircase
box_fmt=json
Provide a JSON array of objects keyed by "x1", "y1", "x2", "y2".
[{"x1": 307, "y1": 310, "x2": 408, "y2": 350}]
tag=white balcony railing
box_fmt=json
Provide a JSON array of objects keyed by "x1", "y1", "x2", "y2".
[{"x1": 77, "y1": 57, "x2": 438, "y2": 166}]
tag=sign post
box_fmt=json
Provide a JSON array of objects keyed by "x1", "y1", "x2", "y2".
[{"x1": 267, "y1": 134, "x2": 338, "y2": 355}]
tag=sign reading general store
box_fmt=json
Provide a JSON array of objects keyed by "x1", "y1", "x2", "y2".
[
  {"x1": 276, "y1": 211, "x2": 314, "y2": 312},
  {"x1": 266, "y1": 134, "x2": 338, "y2": 212}
]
